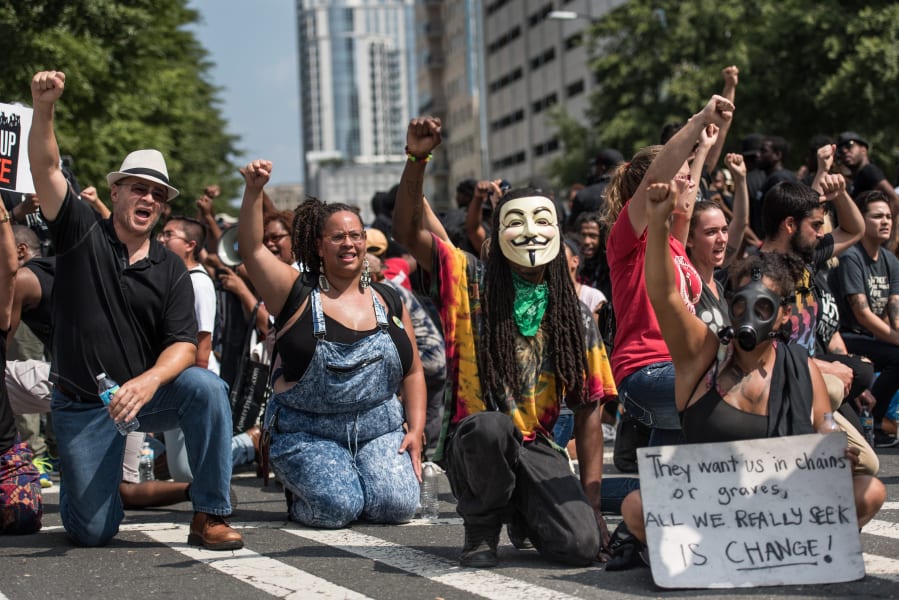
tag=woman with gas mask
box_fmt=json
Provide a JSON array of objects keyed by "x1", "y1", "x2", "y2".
[{"x1": 604, "y1": 182, "x2": 886, "y2": 570}]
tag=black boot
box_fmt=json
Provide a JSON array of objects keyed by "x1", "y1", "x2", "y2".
[
  {"x1": 460, "y1": 522, "x2": 502, "y2": 568},
  {"x1": 604, "y1": 521, "x2": 649, "y2": 571}
]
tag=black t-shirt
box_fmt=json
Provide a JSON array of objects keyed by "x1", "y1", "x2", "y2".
[
  {"x1": 0, "y1": 330, "x2": 14, "y2": 453},
  {"x1": 21, "y1": 256, "x2": 55, "y2": 350},
  {"x1": 46, "y1": 189, "x2": 198, "y2": 399},
  {"x1": 746, "y1": 168, "x2": 768, "y2": 236},
  {"x1": 834, "y1": 241, "x2": 899, "y2": 336},
  {"x1": 850, "y1": 163, "x2": 887, "y2": 198}
]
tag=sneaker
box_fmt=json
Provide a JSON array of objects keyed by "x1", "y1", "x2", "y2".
[
  {"x1": 604, "y1": 522, "x2": 649, "y2": 571},
  {"x1": 874, "y1": 430, "x2": 899, "y2": 448},
  {"x1": 32, "y1": 455, "x2": 54, "y2": 489},
  {"x1": 602, "y1": 423, "x2": 617, "y2": 445},
  {"x1": 460, "y1": 522, "x2": 501, "y2": 568}
]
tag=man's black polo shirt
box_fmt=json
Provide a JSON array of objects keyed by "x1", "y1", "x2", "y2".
[{"x1": 46, "y1": 189, "x2": 197, "y2": 400}]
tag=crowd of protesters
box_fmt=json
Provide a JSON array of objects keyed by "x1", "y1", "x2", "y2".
[{"x1": 0, "y1": 66, "x2": 892, "y2": 585}]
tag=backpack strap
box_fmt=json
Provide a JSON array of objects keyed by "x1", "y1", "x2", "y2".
[
  {"x1": 274, "y1": 273, "x2": 315, "y2": 331},
  {"x1": 372, "y1": 281, "x2": 403, "y2": 320}
]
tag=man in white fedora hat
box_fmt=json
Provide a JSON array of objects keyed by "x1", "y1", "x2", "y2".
[{"x1": 27, "y1": 70, "x2": 242, "y2": 550}]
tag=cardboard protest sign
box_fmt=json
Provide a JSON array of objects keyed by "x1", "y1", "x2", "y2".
[
  {"x1": 0, "y1": 103, "x2": 34, "y2": 194},
  {"x1": 637, "y1": 433, "x2": 863, "y2": 588}
]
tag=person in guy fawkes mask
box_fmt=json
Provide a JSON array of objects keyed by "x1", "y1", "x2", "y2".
[
  {"x1": 392, "y1": 117, "x2": 626, "y2": 570},
  {"x1": 604, "y1": 182, "x2": 885, "y2": 571}
]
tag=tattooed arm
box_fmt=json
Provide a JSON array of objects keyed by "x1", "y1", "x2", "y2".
[{"x1": 847, "y1": 293, "x2": 899, "y2": 345}]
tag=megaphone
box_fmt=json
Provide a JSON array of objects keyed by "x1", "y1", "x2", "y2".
[{"x1": 218, "y1": 226, "x2": 242, "y2": 267}]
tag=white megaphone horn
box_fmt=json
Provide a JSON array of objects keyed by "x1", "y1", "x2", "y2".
[{"x1": 218, "y1": 226, "x2": 242, "y2": 267}]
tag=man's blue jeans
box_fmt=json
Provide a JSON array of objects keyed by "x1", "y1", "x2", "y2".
[{"x1": 51, "y1": 367, "x2": 233, "y2": 547}]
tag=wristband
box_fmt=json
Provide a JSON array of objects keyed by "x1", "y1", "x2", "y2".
[{"x1": 404, "y1": 146, "x2": 432, "y2": 163}]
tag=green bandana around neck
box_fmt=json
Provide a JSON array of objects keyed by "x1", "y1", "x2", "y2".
[{"x1": 511, "y1": 272, "x2": 548, "y2": 337}]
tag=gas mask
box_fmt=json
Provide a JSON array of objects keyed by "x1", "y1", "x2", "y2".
[{"x1": 719, "y1": 268, "x2": 786, "y2": 351}]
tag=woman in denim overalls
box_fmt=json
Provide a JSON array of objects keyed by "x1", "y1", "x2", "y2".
[{"x1": 237, "y1": 160, "x2": 425, "y2": 528}]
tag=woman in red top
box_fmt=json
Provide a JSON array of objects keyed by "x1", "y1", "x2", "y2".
[{"x1": 603, "y1": 95, "x2": 733, "y2": 446}]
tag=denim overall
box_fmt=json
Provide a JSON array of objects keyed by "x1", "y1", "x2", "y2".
[{"x1": 264, "y1": 288, "x2": 418, "y2": 528}]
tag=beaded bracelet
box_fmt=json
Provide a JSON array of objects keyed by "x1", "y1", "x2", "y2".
[{"x1": 405, "y1": 146, "x2": 432, "y2": 163}]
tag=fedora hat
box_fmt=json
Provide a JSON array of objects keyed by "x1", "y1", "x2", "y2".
[{"x1": 106, "y1": 149, "x2": 179, "y2": 201}]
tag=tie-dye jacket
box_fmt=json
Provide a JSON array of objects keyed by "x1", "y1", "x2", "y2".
[{"x1": 428, "y1": 234, "x2": 616, "y2": 460}]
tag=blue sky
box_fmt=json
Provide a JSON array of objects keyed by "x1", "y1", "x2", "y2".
[{"x1": 187, "y1": 0, "x2": 302, "y2": 187}]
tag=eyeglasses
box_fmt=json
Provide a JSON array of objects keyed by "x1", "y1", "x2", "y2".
[
  {"x1": 264, "y1": 233, "x2": 289, "y2": 244},
  {"x1": 117, "y1": 181, "x2": 168, "y2": 203},
  {"x1": 161, "y1": 229, "x2": 187, "y2": 242},
  {"x1": 325, "y1": 231, "x2": 364, "y2": 244}
]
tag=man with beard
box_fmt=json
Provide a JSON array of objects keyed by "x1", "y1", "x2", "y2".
[{"x1": 758, "y1": 179, "x2": 863, "y2": 399}]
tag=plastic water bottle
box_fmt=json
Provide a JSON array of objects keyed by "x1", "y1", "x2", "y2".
[
  {"x1": 861, "y1": 406, "x2": 875, "y2": 447},
  {"x1": 818, "y1": 412, "x2": 840, "y2": 434},
  {"x1": 420, "y1": 462, "x2": 440, "y2": 520},
  {"x1": 139, "y1": 440, "x2": 155, "y2": 482},
  {"x1": 96, "y1": 372, "x2": 140, "y2": 435}
]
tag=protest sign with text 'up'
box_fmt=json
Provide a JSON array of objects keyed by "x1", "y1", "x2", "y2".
[{"x1": 0, "y1": 103, "x2": 34, "y2": 194}]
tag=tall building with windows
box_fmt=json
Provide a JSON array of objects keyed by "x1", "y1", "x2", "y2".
[
  {"x1": 297, "y1": 0, "x2": 417, "y2": 221},
  {"x1": 415, "y1": 0, "x2": 625, "y2": 210},
  {"x1": 481, "y1": 0, "x2": 626, "y2": 187},
  {"x1": 416, "y1": 0, "x2": 487, "y2": 210}
]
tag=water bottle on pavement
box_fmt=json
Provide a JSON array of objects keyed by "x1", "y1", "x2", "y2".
[
  {"x1": 860, "y1": 406, "x2": 875, "y2": 447},
  {"x1": 817, "y1": 412, "x2": 840, "y2": 434},
  {"x1": 139, "y1": 440, "x2": 155, "y2": 482},
  {"x1": 420, "y1": 462, "x2": 440, "y2": 520},
  {"x1": 96, "y1": 372, "x2": 140, "y2": 435}
]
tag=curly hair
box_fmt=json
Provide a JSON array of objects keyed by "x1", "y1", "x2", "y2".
[
  {"x1": 600, "y1": 145, "x2": 663, "y2": 232},
  {"x1": 729, "y1": 252, "x2": 805, "y2": 298},
  {"x1": 291, "y1": 197, "x2": 362, "y2": 282},
  {"x1": 480, "y1": 188, "x2": 589, "y2": 410},
  {"x1": 264, "y1": 209, "x2": 293, "y2": 234}
]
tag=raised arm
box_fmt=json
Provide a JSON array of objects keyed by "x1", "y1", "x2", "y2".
[
  {"x1": 704, "y1": 66, "x2": 738, "y2": 172},
  {"x1": 628, "y1": 95, "x2": 734, "y2": 237},
  {"x1": 422, "y1": 196, "x2": 451, "y2": 244},
  {"x1": 196, "y1": 187, "x2": 222, "y2": 253},
  {"x1": 392, "y1": 117, "x2": 442, "y2": 274},
  {"x1": 28, "y1": 71, "x2": 69, "y2": 221},
  {"x1": 820, "y1": 174, "x2": 863, "y2": 256},
  {"x1": 644, "y1": 182, "x2": 718, "y2": 410},
  {"x1": 810, "y1": 144, "x2": 835, "y2": 194},
  {"x1": 723, "y1": 153, "x2": 748, "y2": 266},
  {"x1": 237, "y1": 160, "x2": 297, "y2": 317},
  {"x1": 674, "y1": 123, "x2": 720, "y2": 243},
  {"x1": 464, "y1": 180, "x2": 502, "y2": 253}
]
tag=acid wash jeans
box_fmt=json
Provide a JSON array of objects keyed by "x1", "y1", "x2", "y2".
[
  {"x1": 52, "y1": 366, "x2": 233, "y2": 547},
  {"x1": 265, "y1": 289, "x2": 418, "y2": 528}
]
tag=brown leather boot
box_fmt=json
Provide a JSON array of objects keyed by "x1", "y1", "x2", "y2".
[{"x1": 188, "y1": 512, "x2": 244, "y2": 551}]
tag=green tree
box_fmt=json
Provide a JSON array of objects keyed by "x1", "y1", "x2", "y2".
[
  {"x1": 551, "y1": 0, "x2": 899, "y2": 185},
  {"x1": 0, "y1": 0, "x2": 241, "y2": 215}
]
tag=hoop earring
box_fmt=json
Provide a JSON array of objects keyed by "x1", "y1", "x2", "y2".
[
  {"x1": 318, "y1": 258, "x2": 330, "y2": 292},
  {"x1": 359, "y1": 257, "x2": 371, "y2": 290}
]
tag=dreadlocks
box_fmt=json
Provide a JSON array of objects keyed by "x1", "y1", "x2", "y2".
[
  {"x1": 480, "y1": 188, "x2": 588, "y2": 411},
  {"x1": 292, "y1": 196, "x2": 361, "y2": 282}
]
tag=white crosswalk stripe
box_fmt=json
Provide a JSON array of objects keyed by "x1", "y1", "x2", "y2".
[
  {"x1": 284, "y1": 527, "x2": 584, "y2": 600},
  {"x1": 138, "y1": 523, "x2": 376, "y2": 599},
  {"x1": 36, "y1": 517, "x2": 899, "y2": 597}
]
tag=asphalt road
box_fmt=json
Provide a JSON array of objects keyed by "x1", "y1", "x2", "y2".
[{"x1": 0, "y1": 447, "x2": 896, "y2": 600}]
